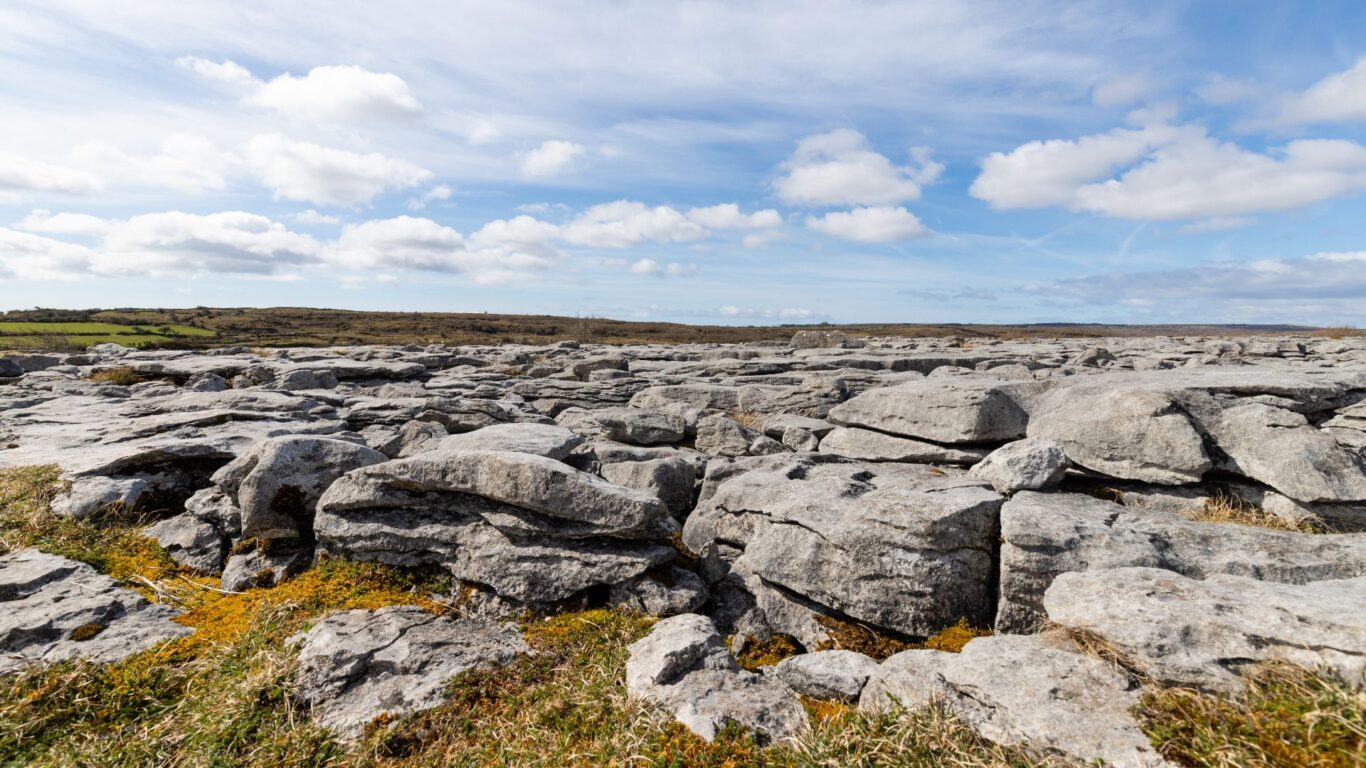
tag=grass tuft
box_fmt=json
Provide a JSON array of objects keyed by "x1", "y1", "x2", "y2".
[
  {"x1": 87, "y1": 367, "x2": 144, "y2": 386},
  {"x1": 1189, "y1": 491, "x2": 1330, "y2": 534}
]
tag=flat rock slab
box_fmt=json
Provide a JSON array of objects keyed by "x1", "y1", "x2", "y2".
[
  {"x1": 435, "y1": 422, "x2": 584, "y2": 460},
  {"x1": 860, "y1": 633, "x2": 1168, "y2": 768},
  {"x1": 1045, "y1": 567, "x2": 1366, "y2": 692},
  {"x1": 292, "y1": 605, "x2": 528, "y2": 738},
  {"x1": 0, "y1": 548, "x2": 191, "y2": 674},
  {"x1": 997, "y1": 491, "x2": 1366, "y2": 632},
  {"x1": 827, "y1": 378, "x2": 1028, "y2": 444}
]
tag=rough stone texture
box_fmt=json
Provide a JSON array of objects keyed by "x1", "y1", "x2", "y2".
[
  {"x1": 214, "y1": 436, "x2": 387, "y2": 541},
  {"x1": 694, "y1": 414, "x2": 754, "y2": 458},
  {"x1": 593, "y1": 408, "x2": 686, "y2": 446},
  {"x1": 0, "y1": 548, "x2": 192, "y2": 674},
  {"x1": 316, "y1": 450, "x2": 677, "y2": 603},
  {"x1": 1045, "y1": 567, "x2": 1366, "y2": 691},
  {"x1": 968, "y1": 437, "x2": 1070, "y2": 493},
  {"x1": 436, "y1": 422, "x2": 584, "y2": 461},
  {"x1": 220, "y1": 541, "x2": 312, "y2": 592},
  {"x1": 292, "y1": 605, "x2": 528, "y2": 737},
  {"x1": 780, "y1": 426, "x2": 820, "y2": 453},
  {"x1": 1028, "y1": 388, "x2": 1211, "y2": 485},
  {"x1": 626, "y1": 614, "x2": 807, "y2": 743},
  {"x1": 684, "y1": 456, "x2": 1002, "y2": 645},
  {"x1": 51, "y1": 475, "x2": 150, "y2": 519},
  {"x1": 600, "y1": 457, "x2": 696, "y2": 518},
  {"x1": 997, "y1": 491, "x2": 1366, "y2": 632},
  {"x1": 818, "y1": 426, "x2": 989, "y2": 465},
  {"x1": 609, "y1": 566, "x2": 708, "y2": 617},
  {"x1": 767, "y1": 650, "x2": 878, "y2": 702},
  {"x1": 860, "y1": 633, "x2": 1167, "y2": 768},
  {"x1": 827, "y1": 379, "x2": 1028, "y2": 444}
]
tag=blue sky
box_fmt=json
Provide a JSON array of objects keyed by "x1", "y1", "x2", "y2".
[{"x1": 2, "y1": 0, "x2": 1366, "y2": 325}]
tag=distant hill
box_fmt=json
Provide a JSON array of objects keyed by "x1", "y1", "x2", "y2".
[{"x1": 0, "y1": 307, "x2": 1335, "y2": 350}]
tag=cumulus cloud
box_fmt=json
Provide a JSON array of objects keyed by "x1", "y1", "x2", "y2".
[
  {"x1": 973, "y1": 123, "x2": 1366, "y2": 220},
  {"x1": 773, "y1": 129, "x2": 942, "y2": 206},
  {"x1": 971, "y1": 123, "x2": 1188, "y2": 209},
  {"x1": 333, "y1": 215, "x2": 557, "y2": 283},
  {"x1": 805, "y1": 206, "x2": 930, "y2": 242},
  {"x1": 686, "y1": 203, "x2": 781, "y2": 229},
  {"x1": 1073, "y1": 134, "x2": 1366, "y2": 220},
  {"x1": 627, "y1": 258, "x2": 697, "y2": 277},
  {"x1": 244, "y1": 134, "x2": 431, "y2": 207},
  {"x1": 69, "y1": 133, "x2": 233, "y2": 194},
  {"x1": 1270, "y1": 57, "x2": 1366, "y2": 126},
  {"x1": 180, "y1": 57, "x2": 421, "y2": 121},
  {"x1": 718, "y1": 305, "x2": 824, "y2": 321},
  {"x1": 17, "y1": 209, "x2": 112, "y2": 236},
  {"x1": 0, "y1": 151, "x2": 102, "y2": 195},
  {"x1": 0, "y1": 228, "x2": 95, "y2": 280},
  {"x1": 561, "y1": 200, "x2": 705, "y2": 247},
  {"x1": 520, "y1": 140, "x2": 586, "y2": 178},
  {"x1": 408, "y1": 184, "x2": 453, "y2": 210},
  {"x1": 96, "y1": 211, "x2": 323, "y2": 276}
]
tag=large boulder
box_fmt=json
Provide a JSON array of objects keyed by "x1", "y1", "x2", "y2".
[
  {"x1": 315, "y1": 450, "x2": 678, "y2": 604},
  {"x1": 1027, "y1": 388, "x2": 1211, "y2": 485},
  {"x1": 767, "y1": 650, "x2": 877, "y2": 702},
  {"x1": 1044, "y1": 567, "x2": 1366, "y2": 692},
  {"x1": 625, "y1": 614, "x2": 807, "y2": 743},
  {"x1": 291, "y1": 605, "x2": 528, "y2": 737},
  {"x1": 818, "y1": 426, "x2": 989, "y2": 465},
  {"x1": 435, "y1": 423, "x2": 584, "y2": 461},
  {"x1": 214, "y1": 436, "x2": 387, "y2": 541},
  {"x1": 860, "y1": 633, "x2": 1167, "y2": 768},
  {"x1": 827, "y1": 379, "x2": 1028, "y2": 444},
  {"x1": 968, "y1": 437, "x2": 1069, "y2": 493},
  {"x1": 0, "y1": 549, "x2": 192, "y2": 674},
  {"x1": 997, "y1": 491, "x2": 1366, "y2": 632},
  {"x1": 592, "y1": 408, "x2": 686, "y2": 446},
  {"x1": 684, "y1": 457, "x2": 1002, "y2": 645}
]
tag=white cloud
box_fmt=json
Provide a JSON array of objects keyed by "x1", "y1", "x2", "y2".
[
  {"x1": 773, "y1": 129, "x2": 942, "y2": 206},
  {"x1": 181, "y1": 57, "x2": 421, "y2": 122},
  {"x1": 69, "y1": 133, "x2": 233, "y2": 194},
  {"x1": 243, "y1": 134, "x2": 431, "y2": 207},
  {"x1": 742, "y1": 230, "x2": 784, "y2": 249},
  {"x1": 561, "y1": 200, "x2": 705, "y2": 247},
  {"x1": 714, "y1": 305, "x2": 825, "y2": 321},
  {"x1": 408, "y1": 184, "x2": 453, "y2": 210},
  {"x1": 970, "y1": 123, "x2": 1187, "y2": 209},
  {"x1": 333, "y1": 215, "x2": 557, "y2": 281},
  {"x1": 805, "y1": 206, "x2": 930, "y2": 242},
  {"x1": 973, "y1": 123, "x2": 1366, "y2": 220},
  {"x1": 627, "y1": 258, "x2": 697, "y2": 277},
  {"x1": 17, "y1": 209, "x2": 112, "y2": 237},
  {"x1": 1074, "y1": 134, "x2": 1366, "y2": 220},
  {"x1": 0, "y1": 151, "x2": 103, "y2": 195},
  {"x1": 0, "y1": 228, "x2": 94, "y2": 280},
  {"x1": 96, "y1": 211, "x2": 323, "y2": 276},
  {"x1": 292, "y1": 210, "x2": 341, "y2": 225},
  {"x1": 520, "y1": 140, "x2": 586, "y2": 178},
  {"x1": 686, "y1": 203, "x2": 781, "y2": 229},
  {"x1": 468, "y1": 215, "x2": 560, "y2": 251},
  {"x1": 1194, "y1": 74, "x2": 1259, "y2": 106},
  {"x1": 1271, "y1": 57, "x2": 1366, "y2": 126},
  {"x1": 1091, "y1": 72, "x2": 1155, "y2": 107}
]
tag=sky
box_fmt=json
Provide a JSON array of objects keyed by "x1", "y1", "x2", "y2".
[{"x1": 2, "y1": 1, "x2": 1366, "y2": 326}]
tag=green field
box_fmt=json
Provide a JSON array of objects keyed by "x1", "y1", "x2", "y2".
[{"x1": 0, "y1": 321, "x2": 216, "y2": 351}]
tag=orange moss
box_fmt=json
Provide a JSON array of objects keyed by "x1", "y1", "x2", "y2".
[
  {"x1": 734, "y1": 634, "x2": 803, "y2": 671},
  {"x1": 813, "y1": 615, "x2": 911, "y2": 660},
  {"x1": 920, "y1": 619, "x2": 991, "y2": 653},
  {"x1": 69, "y1": 623, "x2": 106, "y2": 642}
]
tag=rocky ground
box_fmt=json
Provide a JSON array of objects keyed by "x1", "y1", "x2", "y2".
[{"x1": 1, "y1": 330, "x2": 1364, "y2": 766}]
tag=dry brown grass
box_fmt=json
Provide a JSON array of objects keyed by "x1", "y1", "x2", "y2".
[
  {"x1": 87, "y1": 366, "x2": 144, "y2": 386},
  {"x1": 1189, "y1": 491, "x2": 1328, "y2": 534},
  {"x1": 1310, "y1": 326, "x2": 1365, "y2": 339}
]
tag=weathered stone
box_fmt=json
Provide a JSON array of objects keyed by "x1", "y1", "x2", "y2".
[
  {"x1": 214, "y1": 436, "x2": 387, "y2": 541},
  {"x1": 694, "y1": 414, "x2": 753, "y2": 458},
  {"x1": 626, "y1": 614, "x2": 807, "y2": 743},
  {"x1": 0, "y1": 549, "x2": 191, "y2": 674},
  {"x1": 1044, "y1": 567, "x2": 1366, "y2": 691},
  {"x1": 1028, "y1": 388, "x2": 1211, "y2": 485},
  {"x1": 861, "y1": 633, "x2": 1167, "y2": 768},
  {"x1": 819, "y1": 426, "x2": 989, "y2": 465},
  {"x1": 609, "y1": 567, "x2": 708, "y2": 616},
  {"x1": 968, "y1": 437, "x2": 1069, "y2": 493},
  {"x1": 593, "y1": 408, "x2": 686, "y2": 446},
  {"x1": 780, "y1": 426, "x2": 820, "y2": 452},
  {"x1": 600, "y1": 457, "x2": 695, "y2": 517},
  {"x1": 767, "y1": 650, "x2": 877, "y2": 702},
  {"x1": 997, "y1": 491, "x2": 1366, "y2": 632},
  {"x1": 827, "y1": 379, "x2": 1028, "y2": 444},
  {"x1": 436, "y1": 422, "x2": 584, "y2": 461},
  {"x1": 51, "y1": 475, "x2": 150, "y2": 519},
  {"x1": 292, "y1": 605, "x2": 528, "y2": 737}
]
